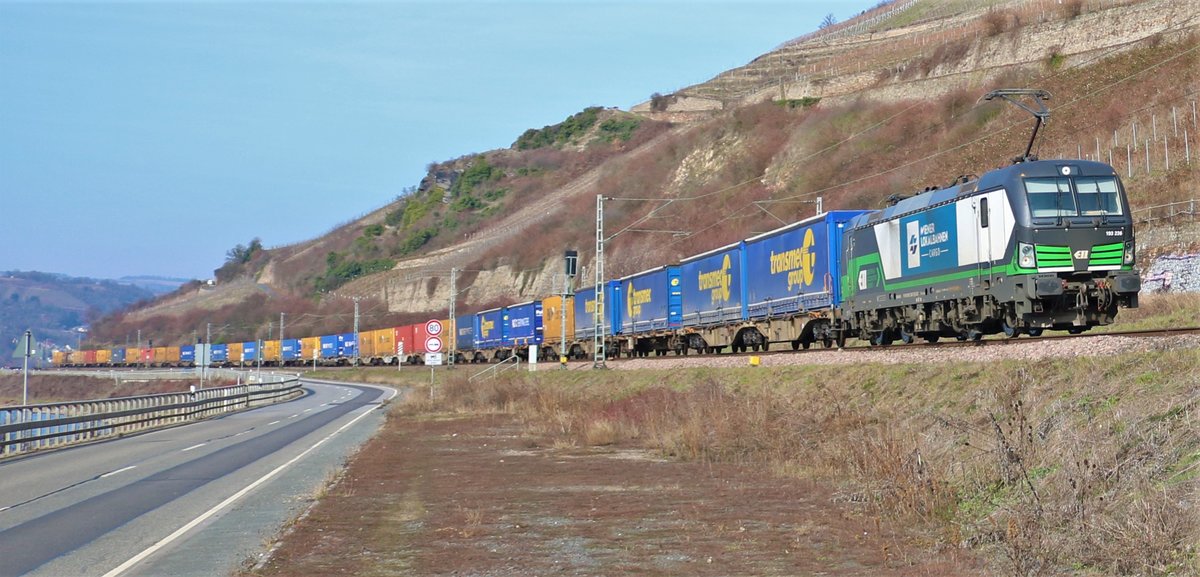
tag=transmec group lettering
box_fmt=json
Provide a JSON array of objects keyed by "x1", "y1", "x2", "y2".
[
  {"x1": 626, "y1": 282, "x2": 653, "y2": 318},
  {"x1": 697, "y1": 254, "x2": 733, "y2": 304},
  {"x1": 768, "y1": 228, "x2": 817, "y2": 291}
]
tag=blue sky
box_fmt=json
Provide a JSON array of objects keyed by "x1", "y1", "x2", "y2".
[{"x1": 1, "y1": 1, "x2": 875, "y2": 280}]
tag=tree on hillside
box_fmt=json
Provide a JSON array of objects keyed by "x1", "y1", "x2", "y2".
[{"x1": 819, "y1": 13, "x2": 837, "y2": 29}]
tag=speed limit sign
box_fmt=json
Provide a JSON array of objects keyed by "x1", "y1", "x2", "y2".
[{"x1": 426, "y1": 319, "x2": 442, "y2": 336}]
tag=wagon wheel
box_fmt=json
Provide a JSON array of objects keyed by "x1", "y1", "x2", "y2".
[{"x1": 1027, "y1": 328, "x2": 1044, "y2": 337}]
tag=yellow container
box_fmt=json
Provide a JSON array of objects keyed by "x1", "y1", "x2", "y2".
[
  {"x1": 53, "y1": 351, "x2": 67, "y2": 366},
  {"x1": 263, "y1": 340, "x2": 281, "y2": 363},
  {"x1": 301, "y1": 337, "x2": 321, "y2": 361},
  {"x1": 165, "y1": 346, "x2": 181, "y2": 365},
  {"x1": 542, "y1": 295, "x2": 575, "y2": 346},
  {"x1": 125, "y1": 348, "x2": 141, "y2": 364},
  {"x1": 153, "y1": 347, "x2": 170, "y2": 365},
  {"x1": 68, "y1": 351, "x2": 86, "y2": 365},
  {"x1": 96, "y1": 349, "x2": 112, "y2": 364},
  {"x1": 227, "y1": 342, "x2": 244, "y2": 364}
]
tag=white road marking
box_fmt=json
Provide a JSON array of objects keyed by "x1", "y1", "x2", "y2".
[
  {"x1": 289, "y1": 414, "x2": 299, "y2": 419},
  {"x1": 181, "y1": 443, "x2": 207, "y2": 452},
  {"x1": 101, "y1": 466, "x2": 136, "y2": 479},
  {"x1": 267, "y1": 420, "x2": 281, "y2": 426},
  {"x1": 101, "y1": 385, "x2": 397, "y2": 577}
]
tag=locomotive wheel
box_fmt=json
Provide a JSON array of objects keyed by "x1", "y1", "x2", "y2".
[
  {"x1": 822, "y1": 337, "x2": 833, "y2": 348},
  {"x1": 899, "y1": 328, "x2": 914, "y2": 344},
  {"x1": 1002, "y1": 321, "x2": 1021, "y2": 339},
  {"x1": 761, "y1": 342, "x2": 770, "y2": 351},
  {"x1": 792, "y1": 340, "x2": 801, "y2": 351},
  {"x1": 800, "y1": 340, "x2": 810, "y2": 350},
  {"x1": 835, "y1": 331, "x2": 847, "y2": 349}
]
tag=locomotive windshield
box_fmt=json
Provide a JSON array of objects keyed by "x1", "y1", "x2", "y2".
[{"x1": 1024, "y1": 176, "x2": 1123, "y2": 219}]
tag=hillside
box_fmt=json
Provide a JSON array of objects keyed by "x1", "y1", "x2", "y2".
[
  {"x1": 0, "y1": 271, "x2": 154, "y2": 364},
  {"x1": 93, "y1": 0, "x2": 1200, "y2": 345}
]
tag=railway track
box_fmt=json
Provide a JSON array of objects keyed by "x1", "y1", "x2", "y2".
[{"x1": 590, "y1": 325, "x2": 1200, "y2": 367}]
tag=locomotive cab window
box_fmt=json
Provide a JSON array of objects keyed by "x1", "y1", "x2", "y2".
[
  {"x1": 1074, "y1": 176, "x2": 1124, "y2": 216},
  {"x1": 1024, "y1": 177, "x2": 1076, "y2": 218}
]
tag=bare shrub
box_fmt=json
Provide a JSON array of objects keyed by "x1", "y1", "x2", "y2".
[{"x1": 982, "y1": 9, "x2": 1016, "y2": 37}]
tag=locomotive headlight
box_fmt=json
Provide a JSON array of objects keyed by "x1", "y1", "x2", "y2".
[
  {"x1": 1123, "y1": 240, "x2": 1135, "y2": 265},
  {"x1": 1019, "y1": 242, "x2": 1036, "y2": 268}
]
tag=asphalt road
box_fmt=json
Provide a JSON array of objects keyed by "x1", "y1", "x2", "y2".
[{"x1": 0, "y1": 379, "x2": 396, "y2": 577}]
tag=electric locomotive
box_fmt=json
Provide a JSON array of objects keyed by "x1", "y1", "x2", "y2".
[{"x1": 838, "y1": 90, "x2": 1141, "y2": 344}]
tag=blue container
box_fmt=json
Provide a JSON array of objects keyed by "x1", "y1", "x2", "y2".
[
  {"x1": 680, "y1": 242, "x2": 743, "y2": 327},
  {"x1": 242, "y1": 341, "x2": 259, "y2": 362},
  {"x1": 616, "y1": 266, "x2": 682, "y2": 335},
  {"x1": 503, "y1": 301, "x2": 543, "y2": 346},
  {"x1": 111, "y1": 347, "x2": 127, "y2": 365},
  {"x1": 743, "y1": 210, "x2": 867, "y2": 318},
  {"x1": 210, "y1": 344, "x2": 228, "y2": 363},
  {"x1": 476, "y1": 308, "x2": 504, "y2": 349},
  {"x1": 573, "y1": 281, "x2": 621, "y2": 340},
  {"x1": 319, "y1": 335, "x2": 338, "y2": 359},
  {"x1": 455, "y1": 314, "x2": 477, "y2": 351},
  {"x1": 281, "y1": 339, "x2": 302, "y2": 361},
  {"x1": 338, "y1": 333, "x2": 358, "y2": 357},
  {"x1": 180, "y1": 345, "x2": 195, "y2": 363}
]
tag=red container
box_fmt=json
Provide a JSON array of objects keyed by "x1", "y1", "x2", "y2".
[
  {"x1": 83, "y1": 350, "x2": 98, "y2": 365},
  {"x1": 394, "y1": 325, "x2": 416, "y2": 356}
]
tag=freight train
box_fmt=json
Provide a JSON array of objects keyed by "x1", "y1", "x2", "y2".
[{"x1": 54, "y1": 90, "x2": 1141, "y2": 368}]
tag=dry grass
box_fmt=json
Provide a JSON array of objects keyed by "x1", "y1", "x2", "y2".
[{"x1": 388, "y1": 340, "x2": 1200, "y2": 576}]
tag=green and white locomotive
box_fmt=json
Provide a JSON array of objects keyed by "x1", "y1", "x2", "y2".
[{"x1": 837, "y1": 90, "x2": 1141, "y2": 345}]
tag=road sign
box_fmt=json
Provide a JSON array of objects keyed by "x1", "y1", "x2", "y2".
[
  {"x1": 425, "y1": 336, "x2": 443, "y2": 353},
  {"x1": 426, "y1": 352, "x2": 443, "y2": 366},
  {"x1": 426, "y1": 319, "x2": 443, "y2": 336}
]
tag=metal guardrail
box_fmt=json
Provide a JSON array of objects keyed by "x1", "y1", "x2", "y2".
[
  {"x1": 0, "y1": 375, "x2": 303, "y2": 459},
  {"x1": 468, "y1": 356, "x2": 520, "y2": 383}
]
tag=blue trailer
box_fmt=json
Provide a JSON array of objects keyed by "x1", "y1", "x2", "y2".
[
  {"x1": 455, "y1": 314, "x2": 483, "y2": 363},
  {"x1": 680, "y1": 242, "x2": 743, "y2": 327},
  {"x1": 242, "y1": 341, "x2": 259, "y2": 363},
  {"x1": 111, "y1": 347, "x2": 127, "y2": 366},
  {"x1": 743, "y1": 210, "x2": 867, "y2": 318},
  {"x1": 611, "y1": 267, "x2": 682, "y2": 357},
  {"x1": 573, "y1": 281, "x2": 620, "y2": 342},
  {"x1": 180, "y1": 345, "x2": 195, "y2": 365},
  {"x1": 319, "y1": 335, "x2": 338, "y2": 360},
  {"x1": 338, "y1": 333, "x2": 358, "y2": 359},
  {"x1": 281, "y1": 339, "x2": 302, "y2": 363},
  {"x1": 503, "y1": 301, "x2": 543, "y2": 347},
  {"x1": 475, "y1": 308, "x2": 504, "y2": 350},
  {"x1": 210, "y1": 344, "x2": 227, "y2": 364}
]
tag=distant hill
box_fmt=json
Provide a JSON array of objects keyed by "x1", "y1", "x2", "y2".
[
  {"x1": 0, "y1": 271, "x2": 154, "y2": 366},
  {"x1": 117, "y1": 275, "x2": 191, "y2": 296}
]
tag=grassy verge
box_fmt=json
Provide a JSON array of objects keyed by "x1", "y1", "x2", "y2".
[{"x1": 332, "y1": 338, "x2": 1200, "y2": 576}]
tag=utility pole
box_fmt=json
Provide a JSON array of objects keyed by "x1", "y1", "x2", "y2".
[
  {"x1": 448, "y1": 268, "x2": 457, "y2": 367},
  {"x1": 136, "y1": 329, "x2": 142, "y2": 369},
  {"x1": 350, "y1": 297, "x2": 360, "y2": 364},
  {"x1": 203, "y1": 322, "x2": 211, "y2": 389},
  {"x1": 22, "y1": 330, "x2": 32, "y2": 406},
  {"x1": 280, "y1": 312, "x2": 285, "y2": 342},
  {"x1": 594, "y1": 195, "x2": 608, "y2": 368}
]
